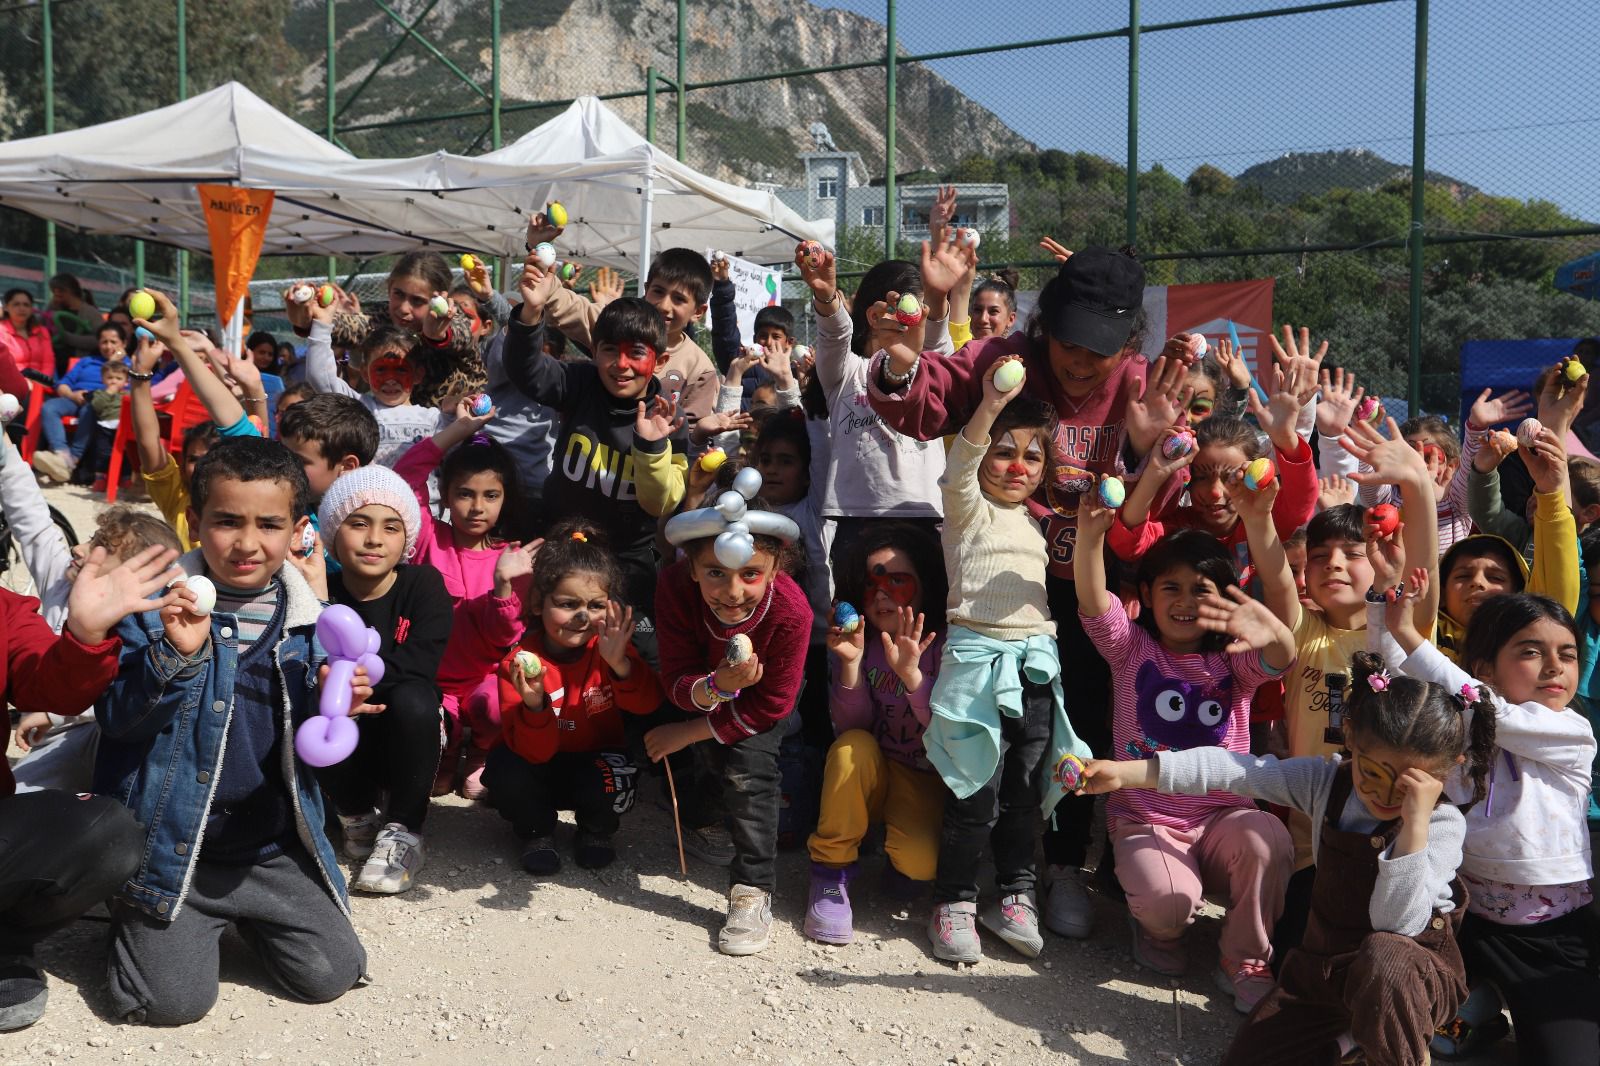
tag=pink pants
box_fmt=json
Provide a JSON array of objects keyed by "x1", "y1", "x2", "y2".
[
  {"x1": 1111, "y1": 805, "x2": 1292, "y2": 965},
  {"x1": 441, "y1": 675, "x2": 501, "y2": 751}
]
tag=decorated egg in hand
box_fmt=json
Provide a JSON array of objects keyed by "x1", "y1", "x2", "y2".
[
  {"x1": 792, "y1": 344, "x2": 812, "y2": 363},
  {"x1": 1365, "y1": 503, "x2": 1400, "y2": 537},
  {"x1": 180, "y1": 574, "x2": 217, "y2": 617},
  {"x1": 546, "y1": 201, "x2": 569, "y2": 228},
  {"x1": 1098, "y1": 476, "x2": 1126, "y2": 508},
  {"x1": 1355, "y1": 395, "x2": 1382, "y2": 427},
  {"x1": 134, "y1": 326, "x2": 155, "y2": 343},
  {"x1": 698, "y1": 448, "x2": 727, "y2": 473},
  {"x1": 0, "y1": 392, "x2": 20, "y2": 422},
  {"x1": 514, "y1": 650, "x2": 544, "y2": 680},
  {"x1": 833, "y1": 602, "x2": 862, "y2": 634},
  {"x1": 459, "y1": 254, "x2": 478, "y2": 272},
  {"x1": 533, "y1": 243, "x2": 558, "y2": 269},
  {"x1": 1162, "y1": 429, "x2": 1196, "y2": 460},
  {"x1": 800, "y1": 241, "x2": 824, "y2": 267},
  {"x1": 1563, "y1": 356, "x2": 1587, "y2": 383},
  {"x1": 957, "y1": 228, "x2": 981, "y2": 249},
  {"x1": 1517, "y1": 417, "x2": 1544, "y2": 449},
  {"x1": 1243, "y1": 457, "x2": 1276, "y2": 491},
  {"x1": 993, "y1": 359, "x2": 1026, "y2": 392},
  {"x1": 725, "y1": 633, "x2": 754, "y2": 665},
  {"x1": 894, "y1": 293, "x2": 923, "y2": 327},
  {"x1": 468, "y1": 393, "x2": 493, "y2": 417},
  {"x1": 1053, "y1": 753, "x2": 1086, "y2": 791},
  {"x1": 428, "y1": 294, "x2": 451, "y2": 318},
  {"x1": 1185, "y1": 333, "x2": 1208, "y2": 360},
  {"x1": 557, "y1": 261, "x2": 578, "y2": 282},
  {"x1": 1490, "y1": 429, "x2": 1518, "y2": 454},
  {"x1": 290, "y1": 284, "x2": 315, "y2": 304},
  {"x1": 127, "y1": 290, "x2": 156, "y2": 321}
]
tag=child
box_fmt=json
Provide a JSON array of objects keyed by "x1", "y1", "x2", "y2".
[
  {"x1": 963, "y1": 271, "x2": 1020, "y2": 343},
  {"x1": 502, "y1": 260, "x2": 688, "y2": 667},
  {"x1": 0, "y1": 545, "x2": 180, "y2": 1032},
  {"x1": 31, "y1": 318, "x2": 125, "y2": 482},
  {"x1": 535, "y1": 214, "x2": 720, "y2": 430},
  {"x1": 301, "y1": 290, "x2": 443, "y2": 466},
  {"x1": 277, "y1": 392, "x2": 381, "y2": 509},
  {"x1": 485, "y1": 522, "x2": 661, "y2": 873},
  {"x1": 1077, "y1": 648, "x2": 1489, "y2": 1066},
  {"x1": 1109, "y1": 366, "x2": 1317, "y2": 576},
  {"x1": 285, "y1": 251, "x2": 485, "y2": 409},
  {"x1": 394, "y1": 403, "x2": 526, "y2": 798},
  {"x1": 97, "y1": 437, "x2": 371, "y2": 1025},
  {"x1": 1181, "y1": 335, "x2": 1252, "y2": 425},
  {"x1": 806, "y1": 522, "x2": 949, "y2": 944},
  {"x1": 648, "y1": 471, "x2": 811, "y2": 956},
  {"x1": 80, "y1": 358, "x2": 130, "y2": 488},
  {"x1": 1382, "y1": 583, "x2": 1599, "y2": 1065},
  {"x1": 1078, "y1": 487, "x2": 1295, "y2": 1009},
  {"x1": 313, "y1": 466, "x2": 451, "y2": 894},
  {"x1": 921, "y1": 359, "x2": 1093, "y2": 964}
]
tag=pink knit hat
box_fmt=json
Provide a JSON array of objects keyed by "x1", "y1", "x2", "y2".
[{"x1": 316, "y1": 465, "x2": 422, "y2": 561}]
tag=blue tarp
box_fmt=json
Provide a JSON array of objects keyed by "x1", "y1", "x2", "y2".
[
  {"x1": 1458, "y1": 337, "x2": 1584, "y2": 426},
  {"x1": 1556, "y1": 252, "x2": 1600, "y2": 300}
]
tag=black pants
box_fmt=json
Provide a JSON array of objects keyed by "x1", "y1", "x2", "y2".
[
  {"x1": 314, "y1": 680, "x2": 442, "y2": 831},
  {"x1": 1459, "y1": 908, "x2": 1600, "y2": 1066},
  {"x1": 934, "y1": 678, "x2": 1053, "y2": 904},
  {"x1": 0, "y1": 790, "x2": 142, "y2": 954},
  {"x1": 1041, "y1": 577, "x2": 1113, "y2": 869},
  {"x1": 687, "y1": 724, "x2": 785, "y2": 892},
  {"x1": 482, "y1": 747, "x2": 638, "y2": 838}
]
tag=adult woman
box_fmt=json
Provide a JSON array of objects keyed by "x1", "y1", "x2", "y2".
[{"x1": 1, "y1": 289, "x2": 57, "y2": 383}]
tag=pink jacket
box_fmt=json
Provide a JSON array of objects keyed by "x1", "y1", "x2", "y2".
[{"x1": 0, "y1": 319, "x2": 54, "y2": 380}]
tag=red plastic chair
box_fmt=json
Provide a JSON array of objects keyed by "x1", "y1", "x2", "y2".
[
  {"x1": 20, "y1": 361, "x2": 84, "y2": 464},
  {"x1": 105, "y1": 381, "x2": 207, "y2": 503}
]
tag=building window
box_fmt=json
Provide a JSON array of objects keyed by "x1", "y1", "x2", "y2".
[
  {"x1": 904, "y1": 207, "x2": 928, "y2": 229},
  {"x1": 861, "y1": 206, "x2": 884, "y2": 226},
  {"x1": 817, "y1": 176, "x2": 838, "y2": 200}
]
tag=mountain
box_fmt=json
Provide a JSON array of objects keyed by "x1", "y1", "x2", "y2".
[
  {"x1": 1236, "y1": 148, "x2": 1478, "y2": 203},
  {"x1": 285, "y1": 0, "x2": 1034, "y2": 184}
]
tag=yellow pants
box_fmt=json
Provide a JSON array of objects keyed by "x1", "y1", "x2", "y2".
[{"x1": 807, "y1": 729, "x2": 945, "y2": 881}]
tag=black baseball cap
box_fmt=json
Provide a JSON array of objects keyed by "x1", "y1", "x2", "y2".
[{"x1": 1048, "y1": 247, "x2": 1146, "y2": 357}]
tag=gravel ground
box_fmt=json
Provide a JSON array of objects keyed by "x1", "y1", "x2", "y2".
[{"x1": 3, "y1": 483, "x2": 1517, "y2": 1066}]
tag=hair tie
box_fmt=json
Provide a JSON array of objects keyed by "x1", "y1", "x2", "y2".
[
  {"x1": 1366, "y1": 669, "x2": 1392, "y2": 693},
  {"x1": 470, "y1": 432, "x2": 492, "y2": 447},
  {"x1": 1459, "y1": 682, "x2": 1482, "y2": 703},
  {"x1": 571, "y1": 530, "x2": 588, "y2": 543}
]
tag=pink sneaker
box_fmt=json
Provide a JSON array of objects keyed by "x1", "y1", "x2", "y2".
[
  {"x1": 1128, "y1": 915, "x2": 1188, "y2": 977},
  {"x1": 459, "y1": 747, "x2": 489, "y2": 801},
  {"x1": 1215, "y1": 956, "x2": 1275, "y2": 1014}
]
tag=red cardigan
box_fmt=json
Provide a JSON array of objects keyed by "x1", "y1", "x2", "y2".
[
  {"x1": 655, "y1": 560, "x2": 811, "y2": 744},
  {"x1": 0, "y1": 589, "x2": 123, "y2": 796},
  {"x1": 496, "y1": 635, "x2": 660, "y2": 764}
]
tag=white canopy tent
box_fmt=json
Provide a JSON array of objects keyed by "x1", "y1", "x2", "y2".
[{"x1": 0, "y1": 85, "x2": 832, "y2": 271}]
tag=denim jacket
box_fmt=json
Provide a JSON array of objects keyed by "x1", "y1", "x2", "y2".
[{"x1": 94, "y1": 550, "x2": 346, "y2": 921}]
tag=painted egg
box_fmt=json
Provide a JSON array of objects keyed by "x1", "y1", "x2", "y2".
[
  {"x1": 792, "y1": 344, "x2": 812, "y2": 362},
  {"x1": 134, "y1": 326, "x2": 155, "y2": 343},
  {"x1": 1564, "y1": 356, "x2": 1587, "y2": 382},
  {"x1": 1243, "y1": 456, "x2": 1276, "y2": 491},
  {"x1": 1517, "y1": 417, "x2": 1544, "y2": 449},
  {"x1": 546, "y1": 201, "x2": 569, "y2": 228},
  {"x1": 1053, "y1": 753, "x2": 1086, "y2": 791},
  {"x1": 725, "y1": 633, "x2": 754, "y2": 665},
  {"x1": 184, "y1": 575, "x2": 217, "y2": 617},
  {"x1": 698, "y1": 448, "x2": 727, "y2": 473},
  {"x1": 1490, "y1": 429, "x2": 1518, "y2": 454},
  {"x1": 958, "y1": 227, "x2": 980, "y2": 249},
  {"x1": 459, "y1": 254, "x2": 478, "y2": 272},
  {"x1": 428, "y1": 294, "x2": 451, "y2": 318},
  {"x1": 0, "y1": 393, "x2": 20, "y2": 422},
  {"x1": 557, "y1": 261, "x2": 578, "y2": 281},
  {"x1": 468, "y1": 393, "x2": 493, "y2": 417},
  {"x1": 1355, "y1": 395, "x2": 1382, "y2": 426},
  {"x1": 1098, "y1": 476, "x2": 1126, "y2": 508},
  {"x1": 894, "y1": 293, "x2": 923, "y2": 327},
  {"x1": 290, "y1": 284, "x2": 315, "y2": 304},
  {"x1": 317, "y1": 284, "x2": 337, "y2": 308},
  {"x1": 833, "y1": 602, "x2": 862, "y2": 634},
  {"x1": 993, "y1": 359, "x2": 1026, "y2": 392},
  {"x1": 533, "y1": 243, "x2": 558, "y2": 269},
  {"x1": 1186, "y1": 333, "x2": 1208, "y2": 360},
  {"x1": 1366, "y1": 503, "x2": 1400, "y2": 537},
  {"x1": 1162, "y1": 430, "x2": 1196, "y2": 460},
  {"x1": 801, "y1": 241, "x2": 824, "y2": 266},
  {"x1": 514, "y1": 650, "x2": 544, "y2": 680},
  {"x1": 127, "y1": 291, "x2": 156, "y2": 321}
]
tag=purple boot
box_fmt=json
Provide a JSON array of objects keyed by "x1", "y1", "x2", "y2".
[{"x1": 804, "y1": 862, "x2": 857, "y2": 944}]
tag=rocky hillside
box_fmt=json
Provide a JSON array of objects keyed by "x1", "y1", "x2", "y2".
[
  {"x1": 1236, "y1": 148, "x2": 1477, "y2": 203},
  {"x1": 286, "y1": 0, "x2": 1034, "y2": 183}
]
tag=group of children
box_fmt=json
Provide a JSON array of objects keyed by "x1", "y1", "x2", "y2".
[{"x1": 1, "y1": 203, "x2": 1598, "y2": 1066}]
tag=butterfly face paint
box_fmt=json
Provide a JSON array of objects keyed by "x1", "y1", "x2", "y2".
[
  {"x1": 367, "y1": 354, "x2": 415, "y2": 396},
  {"x1": 866, "y1": 563, "x2": 919, "y2": 608}
]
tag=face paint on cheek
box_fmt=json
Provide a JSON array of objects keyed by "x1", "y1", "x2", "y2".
[
  {"x1": 618, "y1": 343, "x2": 658, "y2": 376},
  {"x1": 866, "y1": 564, "x2": 919, "y2": 607},
  {"x1": 1356, "y1": 753, "x2": 1402, "y2": 807},
  {"x1": 367, "y1": 356, "x2": 414, "y2": 392}
]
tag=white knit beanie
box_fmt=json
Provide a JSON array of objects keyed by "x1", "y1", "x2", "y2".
[{"x1": 316, "y1": 465, "x2": 423, "y2": 562}]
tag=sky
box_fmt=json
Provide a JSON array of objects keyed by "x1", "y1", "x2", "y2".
[{"x1": 813, "y1": 0, "x2": 1600, "y2": 223}]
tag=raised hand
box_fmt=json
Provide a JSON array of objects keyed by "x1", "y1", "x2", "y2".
[
  {"x1": 159, "y1": 582, "x2": 212, "y2": 657},
  {"x1": 868, "y1": 290, "x2": 926, "y2": 373},
  {"x1": 1075, "y1": 495, "x2": 1117, "y2": 542},
  {"x1": 880, "y1": 607, "x2": 936, "y2": 693},
  {"x1": 1212, "y1": 335, "x2": 1253, "y2": 390},
  {"x1": 1539, "y1": 364, "x2": 1589, "y2": 436},
  {"x1": 1247, "y1": 355, "x2": 1310, "y2": 452},
  {"x1": 692, "y1": 410, "x2": 753, "y2": 442},
  {"x1": 1468, "y1": 387, "x2": 1533, "y2": 429},
  {"x1": 1316, "y1": 367, "x2": 1365, "y2": 437},
  {"x1": 1125, "y1": 356, "x2": 1193, "y2": 452},
  {"x1": 1341, "y1": 417, "x2": 1428, "y2": 488},
  {"x1": 67, "y1": 544, "x2": 182, "y2": 646},
  {"x1": 133, "y1": 290, "x2": 185, "y2": 349},
  {"x1": 1367, "y1": 517, "x2": 1406, "y2": 596},
  {"x1": 596, "y1": 601, "x2": 636, "y2": 675},
  {"x1": 465, "y1": 257, "x2": 493, "y2": 297},
  {"x1": 920, "y1": 233, "x2": 967, "y2": 298},
  {"x1": 452, "y1": 394, "x2": 496, "y2": 433},
  {"x1": 525, "y1": 208, "x2": 564, "y2": 248},
  {"x1": 929, "y1": 184, "x2": 958, "y2": 242},
  {"x1": 1384, "y1": 566, "x2": 1430, "y2": 652},
  {"x1": 1197, "y1": 585, "x2": 1292, "y2": 654},
  {"x1": 980, "y1": 356, "x2": 1025, "y2": 408},
  {"x1": 825, "y1": 617, "x2": 865, "y2": 670},
  {"x1": 1317, "y1": 474, "x2": 1356, "y2": 510},
  {"x1": 760, "y1": 344, "x2": 795, "y2": 390},
  {"x1": 1038, "y1": 236, "x2": 1073, "y2": 263},
  {"x1": 589, "y1": 266, "x2": 624, "y2": 308},
  {"x1": 1266, "y1": 324, "x2": 1329, "y2": 394},
  {"x1": 711, "y1": 255, "x2": 730, "y2": 283},
  {"x1": 794, "y1": 244, "x2": 838, "y2": 306},
  {"x1": 1523, "y1": 426, "x2": 1568, "y2": 495},
  {"x1": 492, "y1": 540, "x2": 540, "y2": 599},
  {"x1": 1226, "y1": 465, "x2": 1281, "y2": 527},
  {"x1": 635, "y1": 393, "x2": 682, "y2": 443},
  {"x1": 516, "y1": 251, "x2": 555, "y2": 326}
]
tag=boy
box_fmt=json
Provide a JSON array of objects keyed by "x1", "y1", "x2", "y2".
[
  {"x1": 0, "y1": 544, "x2": 182, "y2": 1031},
  {"x1": 1246, "y1": 417, "x2": 1440, "y2": 958},
  {"x1": 535, "y1": 219, "x2": 720, "y2": 432},
  {"x1": 922, "y1": 358, "x2": 1091, "y2": 964},
  {"x1": 277, "y1": 392, "x2": 380, "y2": 508},
  {"x1": 502, "y1": 254, "x2": 688, "y2": 663},
  {"x1": 302, "y1": 293, "x2": 442, "y2": 467},
  {"x1": 97, "y1": 437, "x2": 371, "y2": 1025},
  {"x1": 32, "y1": 319, "x2": 126, "y2": 482}
]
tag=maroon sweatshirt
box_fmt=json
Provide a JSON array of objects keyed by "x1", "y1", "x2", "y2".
[{"x1": 655, "y1": 560, "x2": 811, "y2": 744}]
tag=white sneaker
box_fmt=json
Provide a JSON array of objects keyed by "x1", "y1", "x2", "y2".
[
  {"x1": 1043, "y1": 866, "x2": 1094, "y2": 939},
  {"x1": 338, "y1": 809, "x2": 384, "y2": 861},
  {"x1": 718, "y1": 884, "x2": 773, "y2": 956},
  {"x1": 353, "y1": 823, "x2": 424, "y2": 894}
]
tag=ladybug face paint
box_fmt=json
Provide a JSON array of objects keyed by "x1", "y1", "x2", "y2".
[
  {"x1": 866, "y1": 563, "x2": 919, "y2": 608},
  {"x1": 367, "y1": 354, "x2": 414, "y2": 394}
]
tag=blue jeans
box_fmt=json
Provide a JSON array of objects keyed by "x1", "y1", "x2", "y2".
[{"x1": 40, "y1": 395, "x2": 96, "y2": 459}]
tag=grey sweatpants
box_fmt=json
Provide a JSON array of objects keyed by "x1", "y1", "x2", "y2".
[{"x1": 108, "y1": 845, "x2": 366, "y2": 1026}]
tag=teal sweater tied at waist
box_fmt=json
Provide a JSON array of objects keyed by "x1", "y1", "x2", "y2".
[{"x1": 923, "y1": 624, "x2": 1091, "y2": 818}]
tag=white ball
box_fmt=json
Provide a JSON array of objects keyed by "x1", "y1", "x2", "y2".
[
  {"x1": 290, "y1": 284, "x2": 314, "y2": 304},
  {"x1": 732, "y1": 466, "x2": 765, "y2": 500},
  {"x1": 960, "y1": 228, "x2": 980, "y2": 249},
  {"x1": 184, "y1": 575, "x2": 217, "y2": 617},
  {"x1": 716, "y1": 490, "x2": 747, "y2": 521},
  {"x1": 534, "y1": 242, "x2": 557, "y2": 268},
  {"x1": 0, "y1": 392, "x2": 19, "y2": 422}
]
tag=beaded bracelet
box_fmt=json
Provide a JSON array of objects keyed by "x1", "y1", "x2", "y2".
[{"x1": 704, "y1": 673, "x2": 741, "y2": 703}]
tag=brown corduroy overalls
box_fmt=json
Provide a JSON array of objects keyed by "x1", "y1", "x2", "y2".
[{"x1": 1221, "y1": 764, "x2": 1468, "y2": 1066}]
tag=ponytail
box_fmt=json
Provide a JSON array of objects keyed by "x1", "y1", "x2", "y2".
[{"x1": 1459, "y1": 687, "x2": 1499, "y2": 814}]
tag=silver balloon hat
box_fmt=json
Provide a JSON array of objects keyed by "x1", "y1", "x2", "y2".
[{"x1": 663, "y1": 466, "x2": 801, "y2": 568}]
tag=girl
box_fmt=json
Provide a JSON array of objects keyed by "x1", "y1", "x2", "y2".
[
  {"x1": 949, "y1": 270, "x2": 1019, "y2": 349},
  {"x1": 1, "y1": 288, "x2": 55, "y2": 383},
  {"x1": 1077, "y1": 497, "x2": 1295, "y2": 1011},
  {"x1": 806, "y1": 522, "x2": 949, "y2": 944},
  {"x1": 647, "y1": 471, "x2": 810, "y2": 956},
  {"x1": 1383, "y1": 580, "x2": 1599, "y2": 1066},
  {"x1": 282, "y1": 250, "x2": 485, "y2": 410},
  {"x1": 314, "y1": 467, "x2": 451, "y2": 895},
  {"x1": 1109, "y1": 358, "x2": 1317, "y2": 579},
  {"x1": 484, "y1": 522, "x2": 660, "y2": 875},
  {"x1": 1181, "y1": 336, "x2": 1252, "y2": 425},
  {"x1": 1077, "y1": 648, "x2": 1490, "y2": 1066},
  {"x1": 394, "y1": 402, "x2": 531, "y2": 799}
]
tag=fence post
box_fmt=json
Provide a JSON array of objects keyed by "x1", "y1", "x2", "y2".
[
  {"x1": 885, "y1": 0, "x2": 898, "y2": 258},
  {"x1": 646, "y1": 66, "x2": 658, "y2": 144},
  {"x1": 326, "y1": 0, "x2": 337, "y2": 284},
  {"x1": 675, "y1": 0, "x2": 687, "y2": 162},
  {"x1": 177, "y1": 0, "x2": 190, "y2": 319},
  {"x1": 1408, "y1": 0, "x2": 1429, "y2": 409},
  {"x1": 134, "y1": 242, "x2": 145, "y2": 288},
  {"x1": 42, "y1": 0, "x2": 55, "y2": 281},
  {"x1": 1126, "y1": 0, "x2": 1140, "y2": 248},
  {"x1": 490, "y1": 0, "x2": 502, "y2": 149}
]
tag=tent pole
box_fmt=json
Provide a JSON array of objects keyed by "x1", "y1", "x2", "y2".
[
  {"x1": 639, "y1": 175, "x2": 655, "y2": 296},
  {"x1": 884, "y1": 0, "x2": 896, "y2": 258},
  {"x1": 326, "y1": 0, "x2": 337, "y2": 285},
  {"x1": 1407, "y1": 0, "x2": 1428, "y2": 409},
  {"x1": 675, "y1": 0, "x2": 686, "y2": 162},
  {"x1": 177, "y1": 0, "x2": 190, "y2": 319},
  {"x1": 42, "y1": 0, "x2": 55, "y2": 281}
]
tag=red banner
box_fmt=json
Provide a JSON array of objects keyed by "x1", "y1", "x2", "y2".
[{"x1": 1142, "y1": 277, "x2": 1276, "y2": 378}]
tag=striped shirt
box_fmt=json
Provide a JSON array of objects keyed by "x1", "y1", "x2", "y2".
[
  {"x1": 213, "y1": 578, "x2": 283, "y2": 654},
  {"x1": 1082, "y1": 603, "x2": 1277, "y2": 830}
]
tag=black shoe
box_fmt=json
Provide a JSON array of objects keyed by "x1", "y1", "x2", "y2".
[
  {"x1": 0, "y1": 955, "x2": 47, "y2": 1032},
  {"x1": 574, "y1": 831, "x2": 616, "y2": 870},
  {"x1": 521, "y1": 835, "x2": 561, "y2": 875}
]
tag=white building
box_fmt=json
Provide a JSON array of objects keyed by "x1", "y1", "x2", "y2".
[{"x1": 765, "y1": 124, "x2": 1009, "y2": 244}]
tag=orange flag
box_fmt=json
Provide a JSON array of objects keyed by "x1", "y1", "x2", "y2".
[{"x1": 197, "y1": 184, "x2": 274, "y2": 324}]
